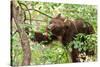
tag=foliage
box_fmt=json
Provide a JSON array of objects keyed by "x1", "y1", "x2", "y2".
[
  {"x1": 69, "y1": 33, "x2": 97, "y2": 53},
  {"x1": 30, "y1": 41, "x2": 71, "y2": 65},
  {"x1": 11, "y1": 33, "x2": 23, "y2": 65},
  {"x1": 11, "y1": 1, "x2": 97, "y2": 65}
]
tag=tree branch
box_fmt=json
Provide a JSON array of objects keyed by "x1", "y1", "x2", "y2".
[
  {"x1": 17, "y1": 1, "x2": 32, "y2": 24},
  {"x1": 25, "y1": 8, "x2": 53, "y2": 18}
]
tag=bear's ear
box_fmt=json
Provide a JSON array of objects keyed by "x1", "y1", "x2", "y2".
[
  {"x1": 64, "y1": 19, "x2": 67, "y2": 23},
  {"x1": 55, "y1": 14, "x2": 61, "y2": 18}
]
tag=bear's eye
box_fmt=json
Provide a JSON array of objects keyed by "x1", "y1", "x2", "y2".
[{"x1": 65, "y1": 26, "x2": 69, "y2": 29}]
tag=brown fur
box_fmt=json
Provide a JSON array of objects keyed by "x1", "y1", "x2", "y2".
[
  {"x1": 31, "y1": 32, "x2": 49, "y2": 43},
  {"x1": 48, "y1": 14, "x2": 95, "y2": 45}
]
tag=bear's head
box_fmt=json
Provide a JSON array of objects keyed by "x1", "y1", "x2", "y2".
[{"x1": 48, "y1": 14, "x2": 70, "y2": 36}]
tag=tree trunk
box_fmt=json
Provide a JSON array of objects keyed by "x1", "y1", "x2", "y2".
[{"x1": 12, "y1": 0, "x2": 31, "y2": 65}]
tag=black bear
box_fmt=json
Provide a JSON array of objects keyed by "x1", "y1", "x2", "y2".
[{"x1": 48, "y1": 14, "x2": 95, "y2": 45}]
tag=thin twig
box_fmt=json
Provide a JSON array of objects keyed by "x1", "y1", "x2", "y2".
[
  {"x1": 11, "y1": 30, "x2": 18, "y2": 37},
  {"x1": 17, "y1": 1, "x2": 32, "y2": 24},
  {"x1": 26, "y1": 19, "x2": 46, "y2": 22},
  {"x1": 25, "y1": 8, "x2": 53, "y2": 18}
]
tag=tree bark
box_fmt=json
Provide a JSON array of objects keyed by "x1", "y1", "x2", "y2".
[{"x1": 12, "y1": 1, "x2": 31, "y2": 65}]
